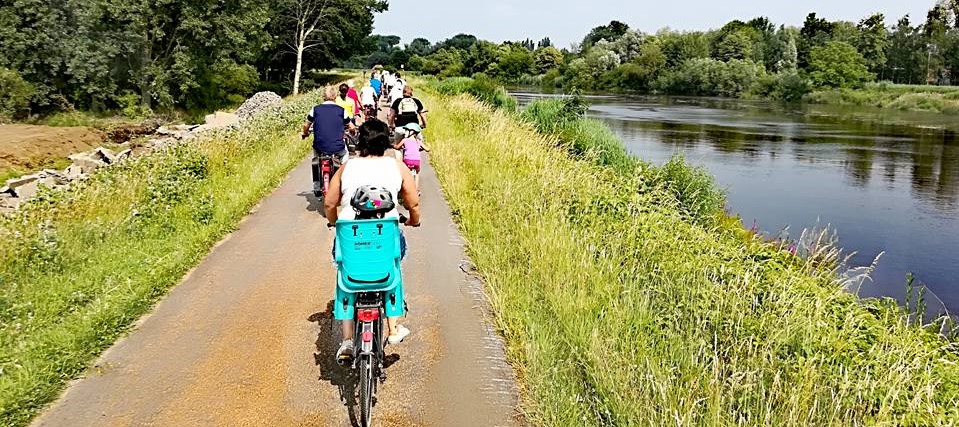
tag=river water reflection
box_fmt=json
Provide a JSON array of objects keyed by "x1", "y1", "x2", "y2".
[{"x1": 512, "y1": 91, "x2": 959, "y2": 313}]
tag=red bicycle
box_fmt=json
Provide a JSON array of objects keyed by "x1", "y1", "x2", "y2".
[{"x1": 312, "y1": 153, "x2": 340, "y2": 199}]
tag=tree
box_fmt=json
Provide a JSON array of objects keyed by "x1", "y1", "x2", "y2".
[
  {"x1": 611, "y1": 30, "x2": 645, "y2": 63},
  {"x1": 406, "y1": 38, "x2": 432, "y2": 56},
  {"x1": 283, "y1": 0, "x2": 387, "y2": 95},
  {"x1": 798, "y1": 13, "x2": 835, "y2": 69},
  {"x1": 582, "y1": 20, "x2": 630, "y2": 49},
  {"x1": 0, "y1": 68, "x2": 34, "y2": 119},
  {"x1": 534, "y1": 46, "x2": 564, "y2": 73},
  {"x1": 807, "y1": 41, "x2": 873, "y2": 88},
  {"x1": 657, "y1": 30, "x2": 711, "y2": 68},
  {"x1": 537, "y1": 37, "x2": 553, "y2": 49},
  {"x1": 495, "y1": 43, "x2": 535, "y2": 80},
  {"x1": 714, "y1": 29, "x2": 755, "y2": 61},
  {"x1": 857, "y1": 14, "x2": 889, "y2": 76},
  {"x1": 435, "y1": 34, "x2": 478, "y2": 51},
  {"x1": 779, "y1": 31, "x2": 799, "y2": 71},
  {"x1": 464, "y1": 40, "x2": 500, "y2": 75},
  {"x1": 885, "y1": 15, "x2": 926, "y2": 84}
]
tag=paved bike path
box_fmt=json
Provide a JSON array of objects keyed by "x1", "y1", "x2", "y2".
[{"x1": 32, "y1": 151, "x2": 522, "y2": 426}]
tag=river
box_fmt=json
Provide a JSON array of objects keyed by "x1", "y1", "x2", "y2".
[{"x1": 511, "y1": 90, "x2": 959, "y2": 314}]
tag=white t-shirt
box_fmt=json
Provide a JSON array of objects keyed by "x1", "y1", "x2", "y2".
[
  {"x1": 338, "y1": 156, "x2": 403, "y2": 220},
  {"x1": 360, "y1": 86, "x2": 376, "y2": 106},
  {"x1": 389, "y1": 86, "x2": 404, "y2": 104}
]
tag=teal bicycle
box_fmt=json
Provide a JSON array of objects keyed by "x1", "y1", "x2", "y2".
[{"x1": 331, "y1": 187, "x2": 407, "y2": 427}]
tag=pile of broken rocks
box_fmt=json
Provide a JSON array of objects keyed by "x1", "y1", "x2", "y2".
[
  {"x1": 0, "y1": 91, "x2": 284, "y2": 215},
  {"x1": 0, "y1": 147, "x2": 130, "y2": 213}
]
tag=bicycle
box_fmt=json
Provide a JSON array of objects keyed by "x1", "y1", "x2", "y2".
[
  {"x1": 311, "y1": 152, "x2": 341, "y2": 199},
  {"x1": 331, "y1": 211, "x2": 409, "y2": 427}
]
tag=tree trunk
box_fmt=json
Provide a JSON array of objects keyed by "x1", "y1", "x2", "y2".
[
  {"x1": 141, "y1": 35, "x2": 153, "y2": 109},
  {"x1": 293, "y1": 43, "x2": 305, "y2": 96}
]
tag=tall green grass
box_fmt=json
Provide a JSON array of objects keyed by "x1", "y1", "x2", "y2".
[
  {"x1": 807, "y1": 82, "x2": 959, "y2": 114},
  {"x1": 426, "y1": 75, "x2": 517, "y2": 112},
  {"x1": 421, "y1": 91, "x2": 959, "y2": 425},
  {"x1": 0, "y1": 90, "x2": 320, "y2": 425}
]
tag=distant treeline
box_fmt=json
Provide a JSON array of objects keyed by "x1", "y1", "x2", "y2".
[
  {"x1": 0, "y1": 0, "x2": 387, "y2": 119},
  {"x1": 356, "y1": 0, "x2": 959, "y2": 101}
]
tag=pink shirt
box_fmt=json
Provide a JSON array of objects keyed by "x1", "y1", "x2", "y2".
[{"x1": 401, "y1": 138, "x2": 421, "y2": 161}]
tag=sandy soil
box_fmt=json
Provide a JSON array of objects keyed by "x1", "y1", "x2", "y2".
[{"x1": 0, "y1": 124, "x2": 105, "y2": 173}]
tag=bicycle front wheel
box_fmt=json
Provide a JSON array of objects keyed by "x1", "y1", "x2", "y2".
[{"x1": 359, "y1": 355, "x2": 374, "y2": 426}]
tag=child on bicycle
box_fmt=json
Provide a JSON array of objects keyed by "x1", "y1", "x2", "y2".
[{"x1": 393, "y1": 123, "x2": 430, "y2": 188}]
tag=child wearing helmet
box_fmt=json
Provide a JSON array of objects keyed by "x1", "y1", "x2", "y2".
[{"x1": 394, "y1": 123, "x2": 430, "y2": 188}]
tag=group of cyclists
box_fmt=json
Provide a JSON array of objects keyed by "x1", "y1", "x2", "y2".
[{"x1": 300, "y1": 67, "x2": 429, "y2": 364}]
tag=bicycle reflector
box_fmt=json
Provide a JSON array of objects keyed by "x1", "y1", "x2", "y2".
[
  {"x1": 357, "y1": 309, "x2": 380, "y2": 322},
  {"x1": 362, "y1": 331, "x2": 374, "y2": 343}
]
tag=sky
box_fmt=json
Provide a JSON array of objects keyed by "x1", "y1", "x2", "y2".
[{"x1": 372, "y1": 0, "x2": 937, "y2": 48}]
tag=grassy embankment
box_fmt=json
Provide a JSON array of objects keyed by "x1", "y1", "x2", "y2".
[
  {"x1": 0, "y1": 89, "x2": 321, "y2": 425},
  {"x1": 807, "y1": 83, "x2": 959, "y2": 115},
  {"x1": 419, "y1": 80, "x2": 959, "y2": 425}
]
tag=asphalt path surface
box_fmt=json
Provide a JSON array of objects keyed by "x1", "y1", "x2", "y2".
[{"x1": 32, "y1": 108, "x2": 522, "y2": 426}]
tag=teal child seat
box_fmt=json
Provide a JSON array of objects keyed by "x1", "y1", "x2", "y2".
[{"x1": 333, "y1": 218, "x2": 405, "y2": 320}]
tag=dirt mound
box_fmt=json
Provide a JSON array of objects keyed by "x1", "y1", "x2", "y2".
[{"x1": 0, "y1": 124, "x2": 105, "y2": 171}]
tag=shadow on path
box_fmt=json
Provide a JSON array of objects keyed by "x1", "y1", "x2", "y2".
[
  {"x1": 309, "y1": 299, "x2": 402, "y2": 427},
  {"x1": 297, "y1": 191, "x2": 327, "y2": 216}
]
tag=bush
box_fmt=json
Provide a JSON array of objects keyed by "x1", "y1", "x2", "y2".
[
  {"x1": 749, "y1": 71, "x2": 811, "y2": 102},
  {"x1": 0, "y1": 68, "x2": 35, "y2": 121},
  {"x1": 117, "y1": 91, "x2": 153, "y2": 120},
  {"x1": 655, "y1": 58, "x2": 766, "y2": 97}
]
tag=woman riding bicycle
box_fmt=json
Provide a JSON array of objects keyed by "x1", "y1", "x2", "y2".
[{"x1": 324, "y1": 118, "x2": 421, "y2": 363}]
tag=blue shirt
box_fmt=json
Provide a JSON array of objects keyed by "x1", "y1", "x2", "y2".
[
  {"x1": 307, "y1": 103, "x2": 347, "y2": 154},
  {"x1": 370, "y1": 78, "x2": 382, "y2": 96}
]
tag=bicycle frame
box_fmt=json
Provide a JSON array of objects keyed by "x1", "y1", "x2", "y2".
[{"x1": 312, "y1": 154, "x2": 338, "y2": 198}]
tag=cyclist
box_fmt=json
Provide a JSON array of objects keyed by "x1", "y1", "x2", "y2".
[
  {"x1": 302, "y1": 86, "x2": 350, "y2": 196},
  {"x1": 325, "y1": 119, "x2": 421, "y2": 363},
  {"x1": 336, "y1": 83, "x2": 357, "y2": 119},
  {"x1": 389, "y1": 85, "x2": 427, "y2": 144},
  {"x1": 369, "y1": 74, "x2": 383, "y2": 105},
  {"x1": 394, "y1": 123, "x2": 430, "y2": 188},
  {"x1": 346, "y1": 80, "x2": 362, "y2": 117},
  {"x1": 360, "y1": 81, "x2": 377, "y2": 119},
  {"x1": 383, "y1": 71, "x2": 395, "y2": 96}
]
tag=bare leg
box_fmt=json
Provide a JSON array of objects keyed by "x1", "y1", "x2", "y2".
[
  {"x1": 341, "y1": 319, "x2": 354, "y2": 341},
  {"x1": 386, "y1": 317, "x2": 400, "y2": 335}
]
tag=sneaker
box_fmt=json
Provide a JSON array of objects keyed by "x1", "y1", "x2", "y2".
[
  {"x1": 387, "y1": 325, "x2": 410, "y2": 345},
  {"x1": 335, "y1": 339, "x2": 354, "y2": 365}
]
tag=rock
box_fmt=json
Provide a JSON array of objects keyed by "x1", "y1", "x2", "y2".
[
  {"x1": 39, "y1": 169, "x2": 69, "y2": 185},
  {"x1": 13, "y1": 179, "x2": 39, "y2": 199},
  {"x1": 68, "y1": 153, "x2": 108, "y2": 173},
  {"x1": 0, "y1": 196, "x2": 20, "y2": 213},
  {"x1": 116, "y1": 148, "x2": 132, "y2": 161},
  {"x1": 235, "y1": 91, "x2": 283, "y2": 121},
  {"x1": 202, "y1": 112, "x2": 239, "y2": 130},
  {"x1": 92, "y1": 147, "x2": 117, "y2": 164},
  {"x1": 64, "y1": 164, "x2": 85, "y2": 179},
  {"x1": 5, "y1": 174, "x2": 40, "y2": 191}
]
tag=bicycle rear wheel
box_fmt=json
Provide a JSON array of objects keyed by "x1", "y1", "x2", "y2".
[{"x1": 359, "y1": 355, "x2": 374, "y2": 426}]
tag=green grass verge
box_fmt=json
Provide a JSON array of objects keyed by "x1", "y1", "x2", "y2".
[
  {"x1": 420, "y1": 90, "x2": 959, "y2": 425},
  {"x1": 0, "y1": 90, "x2": 320, "y2": 425},
  {"x1": 807, "y1": 82, "x2": 959, "y2": 114}
]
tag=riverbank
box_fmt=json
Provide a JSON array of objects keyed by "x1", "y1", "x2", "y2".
[
  {"x1": 420, "y1": 80, "x2": 959, "y2": 425},
  {"x1": 0, "y1": 90, "x2": 319, "y2": 425},
  {"x1": 806, "y1": 82, "x2": 959, "y2": 115}
]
